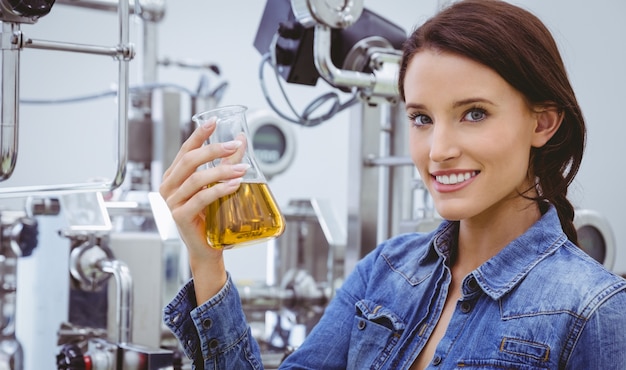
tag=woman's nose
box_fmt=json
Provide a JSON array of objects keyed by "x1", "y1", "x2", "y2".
[{"x1": 429, "y1": 123, "x2": 461, "y2": 162}]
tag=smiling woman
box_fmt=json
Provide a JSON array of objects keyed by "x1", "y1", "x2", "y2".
[
  {"x1": 401, "y1": 42, "x2": 571, "y2": 370},
  {"x1": 404, "y1": 49, "x2": 557, "y2": 226},
  {"x1": 160, "y1": 1, "x2": 626, "y2": 369}
]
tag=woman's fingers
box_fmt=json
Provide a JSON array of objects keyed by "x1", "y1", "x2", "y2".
[
  {"x1": 164, "y1": 118, "x2": 215, "y2": 179},
  {"x1": 166, "y1": 163, "x2": 247, "y2": 217},
  {"x1": 171, "y1": 177, "x2": 243, "y2": 224},
  {"x1": 220, "y1": 133, "x2": 248, "y2": 166},
  {"x1": 160, "y1": 120, "x2": 244, "y2": 201}
]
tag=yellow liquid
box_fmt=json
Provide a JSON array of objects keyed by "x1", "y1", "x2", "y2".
[{"x1": 205, "y1": 182, "x2": 285, "y2": 249}]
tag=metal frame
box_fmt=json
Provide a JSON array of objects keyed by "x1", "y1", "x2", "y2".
[
  {"x1": 344, "y1": 101, "x2": 415, "y2": 275},
  {"x1": 0, "y1": 0, "x2": 134, "y2": 196}
]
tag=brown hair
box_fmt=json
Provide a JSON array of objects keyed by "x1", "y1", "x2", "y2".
[{"x1": 398, "y1": 0, "x2": 586, "y2": 245}]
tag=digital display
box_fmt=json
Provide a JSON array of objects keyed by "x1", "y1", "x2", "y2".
[{"x1": 252, "y1": 124, "x2": 286, "y2": 164}]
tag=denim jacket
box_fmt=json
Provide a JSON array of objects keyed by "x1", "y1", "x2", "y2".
[{"x1": 164, "y1": 206, "x2": 626, "y2": 369}]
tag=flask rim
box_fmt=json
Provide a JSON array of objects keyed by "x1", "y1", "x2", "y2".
[{"x1": 192, "y1": 105, "x2": 248, "y2": 123}]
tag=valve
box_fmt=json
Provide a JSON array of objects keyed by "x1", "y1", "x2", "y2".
[
  {"x1": 1, "y1": 214, "x2": 38, "y2": 258},
  {"x1": 56, "y1": 344, "x2": 91, "y2": 370},
  {"x1": 12, "y1": 216, "x2": 38, "y2": 257}
]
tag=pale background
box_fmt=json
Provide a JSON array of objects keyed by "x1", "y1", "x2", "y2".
[{"x1": 1, "y1": 1, "x2": 625, "y2": 368}]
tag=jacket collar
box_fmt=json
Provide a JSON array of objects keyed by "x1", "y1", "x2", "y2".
[{"x1": 431, "y1": 205, "x2": 568, "y2": 300}]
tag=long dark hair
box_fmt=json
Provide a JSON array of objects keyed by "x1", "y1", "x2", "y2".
[{"x1": 398, "y1": 0, "x2": 586, "y2": 245}]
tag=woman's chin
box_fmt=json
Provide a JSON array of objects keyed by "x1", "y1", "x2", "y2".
[{"x1": 431, "y1": 203, "x2": 472, "y2": 222}]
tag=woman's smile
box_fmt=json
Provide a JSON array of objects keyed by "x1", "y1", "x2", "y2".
[{"x1": 431, "y1": 170, "x2": 479, "y2": 192}]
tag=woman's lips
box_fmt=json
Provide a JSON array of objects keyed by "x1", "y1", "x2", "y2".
[{"x1": 430, "y1": 171, "x2": 479, "y2": 192}]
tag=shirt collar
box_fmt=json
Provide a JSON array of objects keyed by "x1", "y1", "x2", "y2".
[{"x1": 431, "y1": 205, "x2": 568, "y2": 300}]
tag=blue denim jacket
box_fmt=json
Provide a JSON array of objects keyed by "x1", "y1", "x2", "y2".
[{"x1": 164, "y1": 206, "x2": 626, "y2": 369}]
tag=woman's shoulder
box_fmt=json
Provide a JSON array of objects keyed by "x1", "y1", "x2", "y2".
[
  {"x1": 514, "y1": 239, "x2": 626, "y2": 317},
  {"x1": 550, "y1": 240, "x2": 625, "y2": 286}
]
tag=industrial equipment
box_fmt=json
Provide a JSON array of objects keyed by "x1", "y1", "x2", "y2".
[
  {"x1": 0, "y1": 1, "x2": 618, "y2": 369},
  {"x1": 247, "y1": 109, "x2": 296, "y2": 181},
  {"x1": 242, "y1": 1, "x2": 415, "y2": 367},
  {"x1": 574, "y1": 209, "x2": 616, "y2": 270},
  {"x1": 0, "y1": 197, "x2": 59, "y2": 369},
  {"x1": 0, "y1": 0, "x2": 132, "y2": 194},
  {"x1": 0, "y1": 0, "x2": 185, "y2": 367}
]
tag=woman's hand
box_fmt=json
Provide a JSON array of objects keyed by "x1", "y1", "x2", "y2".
[{"x1": 159, "y1": 118, "x2": 248, "y2": 303}]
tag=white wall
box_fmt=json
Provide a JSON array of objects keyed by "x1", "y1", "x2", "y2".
[{"x1": 2, "y1": 0, "x2": 626, "y2": 367}]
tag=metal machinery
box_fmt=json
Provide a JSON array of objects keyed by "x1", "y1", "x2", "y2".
[
  {"x1": 48, "y1": 1, "x2": 219, "y2": 368},
  {"x1": 246, "y1": 1, "x2": 418, "y2": 366},
  {"x1": 0, "y1": 1, "x2": 618, "y2": 369},
  {"x1": 0, "y1": 0, "x2": 183, "y2": 368},
  {"x1": 0, "y1": 197, "x2": 60, "y2": 369}
]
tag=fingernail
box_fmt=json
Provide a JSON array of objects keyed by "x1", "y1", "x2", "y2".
[
  {"x1": 232, "y1": 163, "x2": 251, "y2": 172},
  {"x1": 222, "y1": 140, "x2": 242, "y2": 150},
  {"x1": 201, "y1": 119, "x2": 216, "y2": 130},
  {"x1": 225, "y1": 177, "x2": 243, "y2": 186}
]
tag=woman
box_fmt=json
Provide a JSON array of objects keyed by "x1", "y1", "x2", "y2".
[{"x1": 160, "y1": 0, "x2": 626, "y2": 368}]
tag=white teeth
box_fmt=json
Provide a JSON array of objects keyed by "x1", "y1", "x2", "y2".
[{"x1": 435, "y1": 172, "x2": 475, "y2": 185}]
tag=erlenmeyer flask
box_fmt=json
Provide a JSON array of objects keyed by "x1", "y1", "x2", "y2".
[{"x1": 192, "y1": 105, "x2": 286, "y2": 249}]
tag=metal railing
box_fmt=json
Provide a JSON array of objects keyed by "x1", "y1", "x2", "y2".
[{"x1": 0, "y1": 0, "x2": 134, "y2": 196}]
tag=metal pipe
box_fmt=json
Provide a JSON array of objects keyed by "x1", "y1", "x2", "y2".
[
  {"x1": 56, "y1": 0, "x2": 138, "y2": 13},
  {"x1": 377, "y1": 106, "x2": 391, "y2": 246},
  {"x1": 363, "y1": 155, "x2": 414, "y2": 167},
  {"x1": 0, "y1": 227, "x2": 24, "y2": 370},
  {"x1": 313, "y1": 24, "x2": 375, "y2": 90},
  {"x1": 0, "y1": 22, "x2": 20, "y2": 181},
  {"x1": 0, "y1": 253, "x2": 23, "y2": 369},
  {"x1": 97, "y1": 258, "x2": 133, "y2": 345},
  {"x1": 56, "y1": 0, "x2": 167, "y2": 23},
  {"x1": 238, "y1": 284, "x2": 327, "y2": 311},
  {"x1": 0, "y1": 0, "x2": 132, "y2": 195},
  {"x1": 0, "y1": 254, "x2": 18, "y2": 336},
  {"x1": 23, "y1": 38, "x2": 121, "y2": 57},
  {"x1": 113, "y1": 0, "x2": 131, "y2": 190}
]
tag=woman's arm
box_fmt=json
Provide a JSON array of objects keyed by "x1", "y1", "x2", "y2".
[
  {"x1": 159, "y1": 118, "x2": 248, "y2": 303},
  {"x1": 164, "y1": 275, "x2": 263, "y2": 369},
  {"x1": 565, "y1": 283, "x2": 626, "y2": 368},
  {"x1": 161, "y1": 119, "x2": 263, "y2": 368}
]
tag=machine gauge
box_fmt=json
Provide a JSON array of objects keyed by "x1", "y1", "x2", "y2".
[
  {"x1": 247, "y1": 109, "x2": 296, "y2": 179},
  {"x1": 573, "y1": 209, "x2": 616, "y2": 270}
]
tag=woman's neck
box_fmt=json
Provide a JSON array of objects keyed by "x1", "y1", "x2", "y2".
[{"x1": 454, "y1": 197, "x2": 541, "y2": 272}]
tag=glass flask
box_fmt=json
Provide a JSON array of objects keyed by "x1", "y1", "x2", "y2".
[{"x1": 192, "y1": 105, "x2": 285, "y2": 249}]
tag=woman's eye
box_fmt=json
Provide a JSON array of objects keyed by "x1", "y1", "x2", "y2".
[
  {"x1": 411, "y1": 114, "x2": 433, "y2": 126},
  {"x1": 463, "y1": 108, "x2": 487, "y2": 122}
]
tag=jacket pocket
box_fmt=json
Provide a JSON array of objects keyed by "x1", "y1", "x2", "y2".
[
  {"x1": 455, "y1": 337, "x2": 550, "y2": 370},
  {"x1": 347, "y1": 299, "x2": 405, "y2": 370},
  {"x1": 454, "y1": 359, "x2": 549, "y2": 369}
]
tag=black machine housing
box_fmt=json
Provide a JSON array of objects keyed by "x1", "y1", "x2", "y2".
[{"x1": 253, "y1": 0, "x2": 406, "y2": 88}]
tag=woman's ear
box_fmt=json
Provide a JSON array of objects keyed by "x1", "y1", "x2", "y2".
[{"x1": 532, "y1": 105, "x2": 563, "y2": 148}]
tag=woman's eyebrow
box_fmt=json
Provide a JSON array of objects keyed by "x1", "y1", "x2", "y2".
[
  {"x1": 405, "y1": 98, "x2": 496, "y2": 111},
  {"x1": 452, "y1": 97, "x2": 495, "y2": 108},
  {"x1": 405, "y1": 103, "x2": 426, "y2": 110}
]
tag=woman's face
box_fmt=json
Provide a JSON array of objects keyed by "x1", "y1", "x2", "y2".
[{"x1": 404, "y1": 49, "x2": 539, "y2": 222}]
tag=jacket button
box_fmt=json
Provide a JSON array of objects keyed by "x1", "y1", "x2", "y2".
[
  {"x1": 202, "y1": 318, "x2": 213, "y2": 329},
  {"x1": 432, "y1": 355, "x2": 442, "y2": 366},
  {"x1": 460, "y1": 301, "x2": 473, "y2": 313},
  {"x1": 467, "y1": 278, "x2": 479, "y2": 291},
  {"x1": 209, "y1": 338, "x2": 219, "y2": 350},
  {"x1": 357, "y1": 320, "x2": 367, "y2": 330}
]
